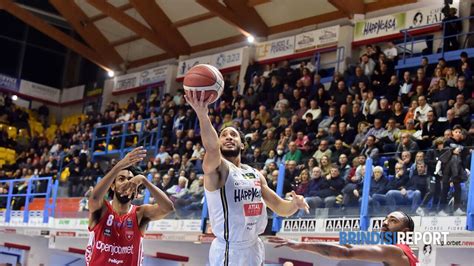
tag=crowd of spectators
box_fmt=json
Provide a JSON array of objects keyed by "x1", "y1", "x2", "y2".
[{"x1": 1, "y1": 43, "x2": 473, "y2": 218}]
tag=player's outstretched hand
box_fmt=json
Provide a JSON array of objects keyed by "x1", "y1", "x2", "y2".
[
  {"x1": 290, "y1": 191, "x2": 310, "y2": 214},
  {"x1": 115, "y1": 147, "x2": 147, "y2": 170},
  {"x1": 184, "y1": 90, "x2": 213, "y2": 116},
  {"x1": 267, "y1": 236, "x2": 303, "y2": 250},
  {"x1": 118, "y1": 175, "x2": 146, "y2": 199}
]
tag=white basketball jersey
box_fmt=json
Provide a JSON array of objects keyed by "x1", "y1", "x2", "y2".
[{"x1": 205, "y1": 159, "x2": 268, "y2": 244}]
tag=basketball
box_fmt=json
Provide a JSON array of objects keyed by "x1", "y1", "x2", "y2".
[{"x1": 183, "y1": 64, "x2": 224, "y2": 104}]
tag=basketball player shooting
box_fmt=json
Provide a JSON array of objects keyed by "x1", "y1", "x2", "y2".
[
  {"x1": 185, "y1": 87, "x2": 309, "y2": 266},
  {"x1": 86, "y1": 147, "x2": 174, "y2": 266},
  {"x1": 268, "y1": 211, "x2": 418, "y2": 266}
]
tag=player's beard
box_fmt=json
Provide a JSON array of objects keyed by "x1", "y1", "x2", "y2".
[
  {"x1": 115, "y1": 192, "x2": 135, "y2": 204},
  {"x1": 221, "y1": 147, "x2": 240, "y2": 158}
]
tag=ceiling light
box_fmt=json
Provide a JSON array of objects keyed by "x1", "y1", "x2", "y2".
[
  {"x1": 107, "y1": 70, "x2": 115, "y2": 78},
  {"x1": 247, "y1": 35, "x2": 255, "y2": 43},
  {"x1": 12, "y1": 95, "x2": 18, "y2": 101}
]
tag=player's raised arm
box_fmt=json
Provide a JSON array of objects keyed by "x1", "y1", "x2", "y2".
[
  {"x1": 259, "y1": 174, "x2": 309, "y2": 217},
  {"x1": 184, "y1": 90, "x2": 226, "y2": 187},
  {"x1": 88, "y1": 147, "x2": 147, "y2": 213},
  {"x1": 267, "y1": 237, "x2": 410, "y2": 265}
]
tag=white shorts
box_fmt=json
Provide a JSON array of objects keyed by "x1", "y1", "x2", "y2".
[{"x1": 208, "y1": 238, "x2": 264, "y2": 266}]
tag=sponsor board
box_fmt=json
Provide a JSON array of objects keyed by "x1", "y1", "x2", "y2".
[
  {"x1": 0, "y1": 74, "x2": 19, "y2": 92},
  {"x1": 295, "y1": 26, "x2": 339, "y2": 52},
  {"x1": 354, "y1": 13, "x2": 406, "y2": 41},
  {"x1": 324, "y1": 218, "x2": 360, "y2": 232},
  {"x1": 420, "y1": 216, "x2": 465, "y2": 232},
  {"x1": 19, "y1": 80, "x2": 60, "y2": 103},
  {"x1": 406, "y1": 0, "x2": 459, "y2": 28},
  {"x1": 113, "y1": 72, "x2": 140, "y2": 92},
  {"x1": 281, "y1": 219, "x2": 318, "y2": 233},
  {"x1": 256, "y1": 36, "x2": 295, "y2": 61},
  {"x1": 210, "y1": 48, "x2": 243, "y2": 70},
  {"x1": 9, "y1": 211, "x2": 24, "y2": 225},
  {"x1": 139, "y1": 65, "x2": 168, "y2": 86},
  {"x1": 61, "y1": 85, "x2": 84, "y2": 103}
]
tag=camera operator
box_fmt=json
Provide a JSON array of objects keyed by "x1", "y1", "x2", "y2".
[{"x1": 442, "y1": 6, "x2": 462, "y2": 51}]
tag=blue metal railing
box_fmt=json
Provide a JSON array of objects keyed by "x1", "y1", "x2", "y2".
[
  {"x1": 313, "y1": 46, "x2": 345, "y2": 83},
  {"x1": 90, "y1": 117, "x2": 163, "y2": 160},
  {"x1": 0, "y1": 176, "x2": 59, "y2": 223},
  {"x1": 400, "y1": 15, "x2": 474, "y2": 64}
]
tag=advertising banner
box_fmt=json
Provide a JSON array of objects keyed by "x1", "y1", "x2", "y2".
[
  {"x1": 113, "y1": 72, "x2": 140, "y2": 92},
  {"x1": 0, "y1": 74, "x2": 19, "y2": 92},
  {"x1": 296, "y1": 25, "x2": 340, "y2": 52},
  {"x1": 255, "y1": 36, "x2": 295, "y2": 61},
  {"x1": 406, "y1": 0, "x2": 460, "y2": 28},
  {"x1": 61, "y1": 85, "x2": 85, "y2": 103},
  {"x1": 354, "y1": 12, "x2": 406, "y2": 41},
  {"x1": 210, "y1": 48, "x2": 243, "y2": 70},
  {"x1": 19, "y1": 80, "x2": 60, "y2": 103},
  {"x1": 139, "y1": 65, "x2": 168, "y2": 86}
]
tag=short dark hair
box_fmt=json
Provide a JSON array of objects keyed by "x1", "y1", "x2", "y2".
[
  {"x1": 460, "y1": 51, "x2": 468, "y2": 58},
  {"x1": 219, "y1": 126, "x2": 247, "y2": 147},
  {"x1": 398, "y1": 211, "x2": 415, "y2": 231},
  {"x1": 107, "y1": 166, "x2": 143, "y2": 199}
]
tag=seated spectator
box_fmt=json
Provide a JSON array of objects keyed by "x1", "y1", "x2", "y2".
[
  {"x1": 365, "y1": 118, "x2": 386, "y2": 142},
  {"x1": 330, "y1": 139, "x2": 349, "y2": 163},
  {"x1": 452, "y1": 94, "x2": 470, "y2": 126},
  {"x1": 374, "y1": 99, "x2": 393, "y2": 125},
  {"x1": 305, "y1": 166, "x2": 344, "y2": 209},
  {"x1": 399, "y1": 71, "x2": 413, "y2": 105},
  {"x1": 362, "y1": 90, "x2": 378, "y2": 121},
  {"x1": 341, "y1": 164, "x2": 365, "y2": 208},
  {"x1": 318, "y1": 106, "x2": 337, "y2": 131},
  {"x1": 359, "y1": 54, "x2": 376, "y2": 78},
  {"x1": 284, "y1": 160, "x2": 300, "y2": 183},
  {"x1": 380, "y1": 118, "x2": 401, "y2": 152},
  {"x1": 414, "y1": 95, "x2": 432, "y2": 126},
  {"x1": 260, "y1": 130, "x2": 278, "y2": 156},
  {"x1": 166, "y1": 176, "x2": 189, "y2": 201},
  {"x1": 294, "y1": 132, "x2": 309, "y2": 152},
  {"x1": 360, "y1": 135, "x2": 379, "y2": 162},
  {"x1": 371, "y1": 163, "x2": 409, "y2": 212},
  {"x1": 312, "y1": 140, "x2": 332, "y2": 165},
  {"x1": 347, "y1": 103, "x2": 365, "y2": 130},
  {"x1": 294, "y1": 98, "x2": 308, "y2": 119},
  {"x1": 319, "y1": 155, "x2": 332, "y2": 177},
  {"x1": 429, "y1": 78, "x2": 450, "y2": 117},
  {"x1": 386, "y1": 162, "x2": 427, "y2": 213},
  {"x1": 338, "y1": 154, "x2": 351, "y2": 180},
  {"x1": 289, "y1": 169, "x2": 310, "y2": 197},
  {"x1": 303, "y1": 100, "x2": 322, "y2": 121}
]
